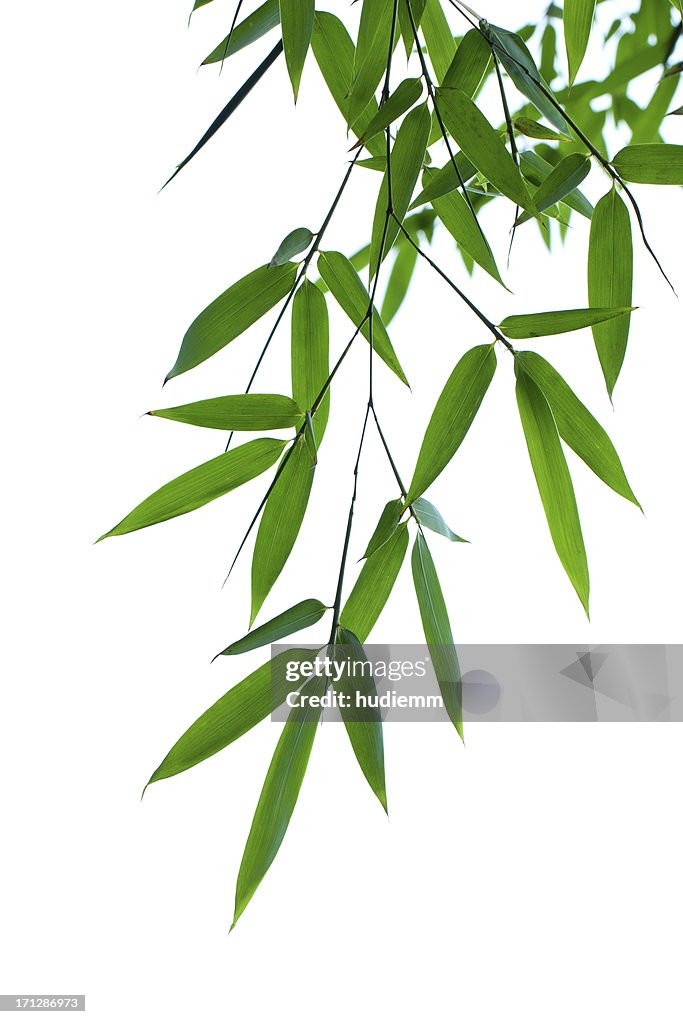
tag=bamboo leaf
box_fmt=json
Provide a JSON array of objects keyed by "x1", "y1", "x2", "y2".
[
  {"x1": 515, "y1": 352, "x2": 640, "y2": 506},
  {"x1": 513, "y1": 117, "x2": 570, "y2": 141},
  {"x1": 398, "y1": 0, "x2": 427, "y2": 57},
  {"x1": 99, "y1": 438, "x2": 286, "y2": 540},
  {"x1": 369, "y1": 103, "x2": 431, "y2": 280},
  {"x1": 411, "y1": 497, "x2": 467, "y2": 543},
  {"x1": 340, "y1": 524, "x2": 409, "y2": 642},
  {"x1": 612, "y1": 143, "x2": 683, "y2": 185},
  {"x1": 564, "y1": 0, "x2": 597, "y2": 85},
  {"x1": 354, "y1": 78, "x2": 424, "y2": 147},
  {"x1": 318, "y1": 251, "x2": 409, "y2": 386},
  {"x1": 421, "y1": 0, "x2": 457, "y2": 82},
  {"x1": 520, "y1": 150, "x2": 593, "y2": 219},
  {"x1": 148, "y1": 394, "x2": 302, "y2": 431},
  {"x1": 218, "y1": 599, "x2": 329, "y2": 657},
  {"x1": 380, "y1": 241, "x2": 420, "y2": 324},
  {"x1": 348, "y1": 0, "x2": 395, "y2": 129},
  {"x1": 407, "y1": 345, "x2": 497, "y2": 504},
  {"x1": 167, "y1": 263, "x2": 297, "y2": 381},
  {"x1": 270, "y1": 227, "x2": 314, "y2": 267},
  {"x1": 442, "y1": 29, "x2": 492, "y2": 96},
  {"x1": 411, "y1": 532, "x2": 463, "y2": 737},
  {"x1": 411, "y1": 153, "x2": 478, "y2": 208},
  {"x1": 363, "y1": 499, "x2": 403, "y2": 559},
  {"x1": 435, "y1": 88, "x2": 534, "y2": 210},
  {"x1": 292, "y1": 281, "x2": 330, "y2": 442},
  {"x1": 588, "y1": 188, "x2": 633, "y2": 396},
  {"x1": 232, "y1": 672, "x2": 325, "y2": 928},
  {"x1": 526, "y1": 153, "x2": 591, "y2": 218},
  {"x1": 280, "y1": 0, "x2": 314, "y2": 101},
  {"x1": 251, "y1": 440, "x2": 315, "y2": 624},
  {"x1": 515, "y1": 366, "x2": 590, "y2": 615},
  {"x1": 428, "y1": 171, "x2": 505, "y2": 285},
  {"x1": 203, "y1": 0, "x2": 280, "y2": 65},
  {"x1": 147, "y1": 648, "x2": 317, "y2": 785},
  {"x1": 333, "y1": 628, "x2": 387, "y2": 812},
  {"x1": 499, "y1": 307, "x2": 634, "y2": 340}
]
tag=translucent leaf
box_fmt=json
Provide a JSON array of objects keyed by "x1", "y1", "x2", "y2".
[
  {"x1": 202, "y1": 0, "x2": 280, "y2": 65},
  {"x1": 292, "y1": 281, "x2": 330, "y2": 441},
  {"x1": 612, "y1": 144, "x2": 683, "y2": 185},
  {"x1": 411, "y1": 497, "x2": 467, "y2": 543},
  {"x1": 340, "y1": 524, "x2": 409, "y2": 642},
  {"x1": 280, "y1": 0, "x2": 314, "y2": 100},
  {"x1": 218, "y1": 600, "x2": 329, "y2": 657},
  {"x1": 564, "y1": 0, "x2": 597, "y2": 85},
  {"x1": 499, "y1": 307, "x2": 634, "y2": 340},
  {"x1": 588, "y1": 188, "x2": 633, "y2": 396},
  {"x1": 269, "y1": 227, "x2": 314, "y2": 267},
  {"x1": 148, "y1": 394, "x2": 302, "y2": 431}
]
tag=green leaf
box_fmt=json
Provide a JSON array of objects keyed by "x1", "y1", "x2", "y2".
[
  {"x1": 354, "y1": 77, "x2": 424, "y2": 146},
  {"x1": 340, "y1": 524, "x2": 409, "y2": 642},
  {"x1": 148, "y1": 394, "x2": 302, "y2": 431},
  {"x1": 251, "y1": 440, "x2": 315, "y2": 624},
  {"x1": 519, "y1": 150, "x2": 593, "y2": 219},
  {"x1": 333, "y1": 628, "x2": 387, "y2": 812},
  {"x1": 147, "y1": 648, "x2": 316, "y2": 784},
  {"x1": 429, "y1": 171, "x2": 504, "y2": 285},
  {"x1": 421, "y1": 0, "x2": 457, "y2": 82},
  {"x1": 513, "y1": 117, "x2": 570, "y2": 142},
  {"x1": 612, "y1": 144, "x2": 683, "y2": 185},
  {"x1": 280, "y1": 0, "x2": 314, "y2": 101},
  {"x1": 411, "y1": 533, "x2": 463, "y2": 738},
  {"x1": 411, "y1": 497, "x2": 467, "y2": 543},
  {"x1": 167, "y1": 263, "x2": 297, "y2": 380},
  {"x1": 515, "y1": 367, "x2": 590, "y2": 615},
  {"x1": 515, "y1": 352, "x2": 640, "y2": 507},
  {"x1": 481, "y1": 22, "x2": 571, "y2": 135},
  {"x1": 232, "y1": 672, "x2": 325, "y2": 928},
  {"x1": 380, "y1": 241, "x2": 420, "y2": 324},
  {"x1": 218, "y1": 599, "x2": 328, "y2": 657},
  {"x1": 363, "y1": 499, "x2": 403, "y2": 559},
  {"x1": 499, "y1": 307, "x2": 634, "y2": 340},
  {"x1": 398, "y1": 0, "x2": 427, "y2": 57},
  {"x1": 564, "y1": 0, "x2": 597, "y2": 85},
  {"x1": 525, "y1": 153, "x2": 591, "y2": 218},
  {"x1": 435, "y1": 88, "x2": 533, "y2": 210},
  {"x1": 442, "y1": 29, "x2": 492, "y2": 96},
  {"x1": 588, "y1": 188, "x2": 633, "y2": 396},
  {"x1": 411, "y1": 153, "x2": 478, "y2": 208},
  {"x1": 270, "y1": 227, "x2": 314, "y2": 267},
  {"x1": 291, "y1": 281, "x2": 330, "y2": 441},
  {"x1": 318, "y1": 251, "x2": 409, "y2": 386},
  {"x1": 99, "y1": 438, "x2": 286, "y2": 541},
  {"x1": 369, "y1": 103, "x2": 431, "y2": 280},
  {"x1": 406, "y1": 344, "x2": 497, "y2": 504},
  {"x1": 348, "y1": 0, "x2": 395, "y2": 129},
  {"x1": 202, "y1": 0, "x2": 280, "y2": 65}
]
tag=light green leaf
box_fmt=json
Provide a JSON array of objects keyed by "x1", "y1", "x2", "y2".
[
  {"x1": 251, "y1": 439, "x2": 315, "y2": 624},
  {"x1": 515, "y1": 352, "x2": 640, "y2": 506},
  {"x1": 429, "y1": 171, "x2": 504, "y2": 285},
  {"x1": 318, "y1": 251, "x2": 409, "y2": 386},
  {"x1": 411, "y1": 497, "x2": 467, "y2": 543},
  {"x1": 442, "y1": 29, "x2": 492, "y2": 96},
  {"x1": 564, "y1": 0, "x2": 597, "y2": 85},
  {"x1": 398, "y1": 0, "x2": 427, "y2": 57},
  {"x1": 411, "y1": 532, "x2": 462, "y2": 738},
  {"x1": 612, "y1": 143, "x2": 683, "y2": 185},
  {"x1": 407, "y1": 345, "x2": 497, "y2": 504},
  {"x1": 280, "y1": 0, "x2": 314, "y2": 100},
  {"x1": 380, "y1": 241, "x2": 420, "y2": 324},
  {"x1": 292, "y1": 281, "x2": 330, "y2": 442},
  {"x1": 232, "y1": 672, "x2": 325, "y2": 928},
  {"x1": 340, "y1": 524, "x2": 409, "y2": 642},
  {"x1": 520, "y1": 150, "x2": 593, "y2": 219},
  {"x1": 270, "y1": 227, "x2": 314, "y2": 267},
  {"x1": 499, "y1": 307, "x2": 634, "y2": 340},
  {"x1": 218, "y1": 599, "x2": 328, "y2": 657},
  {"x1": 525, "y1": 153, "x2": 591, "y2": 219},
  {"x1": 370, "y1": 103, "x2": 431, "y2": 280},
  {"x1": 411, "y1": 153, "x2": 478, "y2": 208},
  {"x1": 435, "y1": 88, "x2": 533, "y2": 210},
  {"x1": 421, "y1": 0, "x2": 457, "y2": 82},
  {"x1": 202, "y1": 0, "x2": 280, "y2": 65},
  {"x1": 515, "y1": 366, "x2": 590, "y2": 615},
  {"x1": 363, "y1": 499, "x2": 403, "y2": 559},
  {"x1": 99, "y1": 438, "x2": 286, "y2": 540},
  {"x1": 333, "y1": 628, "x2": 387, "y2": 812},
  {"x1": 147, "y1": 648, "x2": 316, "y2": 784},
  {"x1": 588, "y1": 188, "x2": 633, "y2": 396},
  {"x1": 355, "y1": 78, "x2": 424, "y2": 146},
  {"x1": 348, "y1": 0, "x2": 395, "y2": 129},
  {"x1": 513, "y1": 117, "x2": 569, "y2": 141},
  {"x1": 167, "y1": 263, "x2": 297, "y2": 380},
  {"x1": 148, "y1": 394, "x2": 302, "y2": 431}
]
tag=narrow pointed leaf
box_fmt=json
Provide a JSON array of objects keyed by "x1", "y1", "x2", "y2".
[
  {"x1": 428, "y1": 171, "x2": 504, "y2": 285},
  {"x1": 407, "y1": 345, "x2": 497, "y2": 504},
  {"x1": 513, "y1": 117, "x2": 570, "y2": 141},
  {"x1": 292, "y1": 280, "x2": 330, "y2": 441},
  {"x1": 515, "y1": 367, "x2": 590, "y2": 614},
  {"x1": 280, "y1": 0, "x2": 314, "y2": 100},
  {"x1": 527, "y1": 153, "x2": 591, "y2": 217},
  {"x1": 363, "y1": 499, "x2": 403, "y2": 559},
  {"x1": 515, "y1": 352, "x2": 640, "y2": 506},
  {"x1": 564, "y1": 0, "x2": 597, "y2": 85},
  {"x1": 499, "y1": 307, "x2": 634, "y2": 340},
  {"x1": 355, "y1": 78, "x2": 424, "y2": 146},
  {"x1": 318, "y1": 251, "x2": 409, "y2": 385},
  {"x1": 442, "y1": 29, "x2": 492, "y2": 96},
  {"x1": 588, "y1": 188, "x2": 633, "y2": 396},
  {"x1": 398, "y1": 0, "x2": 427, "y2": 57},
  {"x1": 147, "y1": 648, "x2": 316, "y2": 784},
  {"x1": 233, "y1": 672, "x2": 325, "y2": 927},
  {"x1": 411, "y1": 497, "x2": 467, "y2": 542},
  {"x1": 270, "y1": 227, "x2": 314, "y2": 267},
  {"x1": 380, "y1": 241, "x2": 420, "y2": 324},
  {"x1": 421, "y1": 0, "x2": 457, "y2": 82},
  {"x1": 149, "y1": 394, "x2": 302, "y2": 431},
  {"x1": 99, "y1": 438, "x2": 286, "y2": 540},
  {"x1": 612, "y1": 143, "x2": 683, "y2": 185},
  {"x1": 411, "y1": 153, "x2": 478, "y2": 208},
  {"x1": 348, "y1": 0, "x2": 395, "y2": 129},
  {"x1": 203, "y1": 0, "x2": 280, "y2": 65},
  {"x1": 333, "y1": 628, "x2": 387, "y2": 812},
  {"x1": 251, "y1": 440, "x2": 315, "y2": 624},
  {"x1": 340, "y1": 524, "x2": 409, "y2": 642},
  {"x1": 520, "y1": 150, "x2": 593, "y2": 219},
  {"x1": 219, "y1": 600, "x2": 328, "y2": 657},
  {"x1": 411, "y1": 533, "x2": 462, "y2": 737},
  {"x1": 167, "y1": 263, "x2": 297, "y2": 380}
]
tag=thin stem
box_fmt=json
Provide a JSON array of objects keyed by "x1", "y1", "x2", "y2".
[{"x1": 218, "y1": 0, "x2": 246, "y2": 73}]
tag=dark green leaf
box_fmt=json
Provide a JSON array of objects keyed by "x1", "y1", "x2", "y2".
[
  {"x1": 520, "y1": 150, "x2": 593, "y2": 219},
  {"x1": 280, "y1": 0, "x2": 314, "y2": 100},
  {"x1": 411, "y1": 153, "x2": 478, "y2": 208},
  {"x1": 202, "y1": 0, "x2": 280, "y2": 65},
  {"x1": 429, "y1": 171, "x2": 505, "y2": 285},
  {"x1": 526, "y1": 153, "x2": 591, "y2": 217},
  {"x1": 99, "y1": 438, "x2": 286, "y2": 540},
  {"x1": 270, "y1": 227, "x2": 314, "y2": 267},
  {"x1": 411, "y1": 497, "x2": 467, "y2": 542},
  {"x1": 564, "y1": 0, "x2": 597, "y2": 85},
  {"x1": 340, "y1": 524, "x2": 409, "y2": 642},
  {"x1": 292, "y1": 281, "x2": 330, "y2": 441},
  {"x1": 411, "y1": 533, "x2": 462, "y2": 738},
  {"x1": 398, "y1": 0, "x2": 427, "y2": 57},
  {"x1": 499, "y1": 307, "x2": 634, "y2": 340},
  {"x1": 148, "y1": 394, "x2": 302, "y2": 431},
  {"x1": 612, "y1": 143, "x2": 683, "y2": 185},
  {"x1": 218, "y1": 599, "x2": 329, "y2": 656},
  {"x1": 363, "y1": 499, "x2": 403, "y2": 559},
  {"x1": 167, "y1": 263, "x2": 297, "y2": 380},
  {"x1": 588, "y1": 188, "x2": 633, "y2": 396},
  {"x1": 442, "y1": 29, "x2": 492, "y2": 96},
  {"x1": 406, "y1": 345, "x2": 497, "y2": 504},
  {"x1": 380, "y1": 241, "x2": 420, "y2": 324},
  {"x1": 348, "y1": 0, "x2": 395, "y2": 129},
  {"x1": 354, "y1": 78, "x2": 424, "y2": 146}
]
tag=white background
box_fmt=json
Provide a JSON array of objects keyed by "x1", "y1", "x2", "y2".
[{"x1": 1, "y1": 1, "x2": 682, "y2": 1020}]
